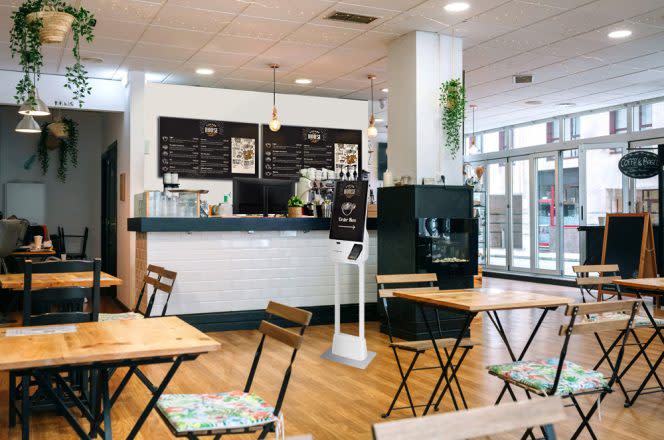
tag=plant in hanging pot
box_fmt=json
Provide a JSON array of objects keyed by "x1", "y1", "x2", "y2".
[
  {"x1": 439, "y1": 79, "x2": 466, "y2": 159},
  {"x1": 10, "y1": 0, "x2": 96, "y2": 108},
  {"x1": 287, "y1": 196, "x2": 305, "y2": 218},
  {"x1": 31, "y1": 117, "x2": 79, "y2": 182}
]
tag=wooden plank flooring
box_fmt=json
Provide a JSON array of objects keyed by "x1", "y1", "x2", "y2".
[{"x1": 1, "y1": 278, "x2": 662, "y2": 439}]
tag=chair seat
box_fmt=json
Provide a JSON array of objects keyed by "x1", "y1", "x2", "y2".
[
  {"x1": 390, "y1": 337, "x2": 477, "y2": 352},
  {"x1": 583, "y1": 312, "x2": 664, "y2": 328},
  {"x1": 488, "y1": 358, "x2": 609, "y2": 396},
  {"x1": 98, "y1": 312, "x2": 144, "y2": 322},
  {"x1": 157, "y1": 391, "x2": 278, "y2": 434}
]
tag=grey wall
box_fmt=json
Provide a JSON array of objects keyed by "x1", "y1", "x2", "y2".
[{"x1": 0, "y1": 106, "x2": 119, "y2": 259}]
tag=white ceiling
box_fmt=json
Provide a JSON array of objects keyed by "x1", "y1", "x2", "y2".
[{"x1": 0, "y1": 0, "x2": 663, "y2": 131}]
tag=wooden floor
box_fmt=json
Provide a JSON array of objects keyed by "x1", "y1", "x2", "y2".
[{"x1": 2, "y1": 278, "x2": 663, "y2": 439}]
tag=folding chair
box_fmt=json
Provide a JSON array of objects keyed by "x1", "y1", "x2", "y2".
[
  {"x1": 487, "y1": 299, "x2": 641, "y2": 440},
  {"x1": 572, "y1": 264, "x2": 621, "y2": 303},
  {"x1": 372, "y1": 397, "x2": 566, "y2": 440},
  {"x1": 156, "y1": 301, "x2": 312, "y2": 439},
  {"x1": 99, "y1": 264, "x2": 177, "y2": 321},
  {"x1": 58, "y1": 226, "x2": 89, "y2": 259},
  {"x1": 376, "y1": 274, "x2": 477, "y2": 418}
]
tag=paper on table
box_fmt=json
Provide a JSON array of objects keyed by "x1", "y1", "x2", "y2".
[{"x1": 5, "y1": 325, "x2": 77, "y2": 337}]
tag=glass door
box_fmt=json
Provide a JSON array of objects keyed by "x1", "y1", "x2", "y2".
[
  {"x1": 486, "y1": 160, "x2": 508, "y2": 269},
  {"x1": 534, "y1": 153, "x2": 559, "y2": 273},
  {"x1": 509, "y1": 157, "x2": 531, "y2": 270},
  {"x1": 627, "y1": 138, "x2": 664, "y2": 225},
  {"x1": 560, "y1": 150, "x2": 580, "y2": 276}
]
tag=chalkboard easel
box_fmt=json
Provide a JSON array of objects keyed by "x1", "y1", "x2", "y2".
[{"x1": 601, "y1": 213, "x2": 657, "y2": 282}]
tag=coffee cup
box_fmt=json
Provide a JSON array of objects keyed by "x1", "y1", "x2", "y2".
[{"x1": 34, "y1": 235, "x2": 43, "y2": 249}]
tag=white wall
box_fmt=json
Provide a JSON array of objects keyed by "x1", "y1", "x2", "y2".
[{"x1": 139, "y1": 83, "x2": 368, "y2": 204}]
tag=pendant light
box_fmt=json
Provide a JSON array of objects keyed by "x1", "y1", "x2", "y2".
[
  {"x1": 19, "y1": 73, "x2": 50, "y2": 116},
  {"x1": 15, "y1": 115, "x2": 41, "y2": 133},
  {"x1": 367, "y1": 74, "x2": 378, "y2": 139},
  {"x1": 268, "y1": 64, "x2": 281, "y2": 132},
  {"x1": 469, "y1": 104, "x2": 477, "y2": 152}
]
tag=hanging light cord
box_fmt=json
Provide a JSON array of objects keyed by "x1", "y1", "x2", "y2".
[
  {"x1": 273, "y1": 66, "x2": 276, "y2": 107},
  {"x1": 370, "y1": 76, "x2": 374, "y2": 115}
]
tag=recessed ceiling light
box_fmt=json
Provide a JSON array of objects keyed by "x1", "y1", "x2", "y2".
[
  {"x1": 608, "y1": 29, "x2": 632, "y2": 39},
  {"x1": 381, "y1": 88, "x2": 389, "y2": 93},
  {"x1": 444, "y1": 2, "x2": 470, "y2": 12},
  {"x1": 525, "y1": 100, "x2": 542, "y2": 105},
  {"x1": 196, "y1": 68, "x2": 214, "y2": 75},
  {"x1": 558, "y1": 102, "x2": 576, "y2": 107},
  {"x1": 294, "y1": 78, "x2": 312, "y2": 85}
]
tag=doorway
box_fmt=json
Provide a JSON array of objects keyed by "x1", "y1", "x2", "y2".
[{"x1": 101, "y1": 142, "x2": 117, "y2": 297}]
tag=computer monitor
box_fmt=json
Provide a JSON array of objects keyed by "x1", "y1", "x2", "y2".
[{"x1": 233, "y1": 178, "x2": 294, "y2": 216}]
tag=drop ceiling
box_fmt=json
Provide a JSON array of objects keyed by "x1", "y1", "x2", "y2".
[{"x1": 0, "y1": 0, "x2": 663, "y2": 131}]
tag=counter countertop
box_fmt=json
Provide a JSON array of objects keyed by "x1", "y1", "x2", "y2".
[{"x1": 128, "y1": 216, "x2": 378, "y2": 232}]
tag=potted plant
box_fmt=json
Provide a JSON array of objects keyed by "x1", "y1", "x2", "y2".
[
  {"x1": 439, "y1": 78, "x2": 466, "y2": 159},
  {"x1": 10, "y1": 0, "x2": 96, "y2": 108},
  {"x1": 23, "y1": 117, "x2": 79, "y2": 182},
  {"x1": 287, "y1": 196, "x2": 304, "y2": 218}
]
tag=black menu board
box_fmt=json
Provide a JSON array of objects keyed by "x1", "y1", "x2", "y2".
[
  {"x1": 262, "y1": 125, "x2": 362, "y2": 180},
  {"x1": 159, "y1": 117, "x2": 258, "y2": 179},
  {"x1": 330, "y1": 180, "x2": 368, "y2": 243}
]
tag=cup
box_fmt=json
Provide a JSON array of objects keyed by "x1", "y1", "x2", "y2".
[
  {"x1": 164, "y1": 173, "x2": 172, "y2": 184},
  {"x1": 598, "y1": 216, "x2": 606, "y2": 226},
  {"x1": 34, "y1": 235, "x2": 43, "y2": 249}
]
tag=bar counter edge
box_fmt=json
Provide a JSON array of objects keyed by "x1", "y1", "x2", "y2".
[{"x1": 128, "y1": 216, "x2": 378, "y2": 232}]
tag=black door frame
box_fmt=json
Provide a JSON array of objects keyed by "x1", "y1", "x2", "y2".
[{"x1": 101, "y1": 142, "x2": 118, "y2": 297}]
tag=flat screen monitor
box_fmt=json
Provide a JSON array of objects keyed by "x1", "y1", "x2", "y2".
[{"x1": 233, "y1": 178, "x2": 294, "y2": 216}]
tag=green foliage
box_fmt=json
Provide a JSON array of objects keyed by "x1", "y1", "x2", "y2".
[
  {"x1": 287, "y1": 196, "x2": 304, "y2": 208},
  {"x1": 439, "y1": 79, "x2": 466, "y2": 159},
  {"x1": 36, "y1": 117, "x2": 79, "y2": 182},
  {"x1": 10, "y1": 0, "x2": 96, "y2": 107}
]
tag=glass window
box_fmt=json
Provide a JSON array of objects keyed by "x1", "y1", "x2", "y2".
[
  {"x1": 610, "y1": 109, "x2": 628, "y2": 134},
  {"x1": 510, "y1": 159, "x2": 530, "y2": 269},
  {"x1": 513, "y1": 122, "x2": 552, "y2": 148},
  {"x1": 483, "y1": 129, "x2": 506, "y2": 153},
  {"x1": 565, "y1": 111, "x2": 618, "y2": 140},
  {"x1": 635, "y1": 102, "x2": 664, "y2": 131},
  {"x1": 585, "y1": 147, "x2": 624, "y2": 225}
]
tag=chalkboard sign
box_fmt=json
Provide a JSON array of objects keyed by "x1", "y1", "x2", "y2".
[
  {"x1": 601, "y1": 213, "x2": 657, "y2": 279},
  {"x1": 330, "y1": 180, "x2": 368, "y2": 243},
  {"x1": 618, "y1": 150, "x2": 659, "y2": 179},
  {"x1": 159, "y1": 117, "x2": 258, "y2": 179},
  {"x1": 262, "y1": 125, "x2": 362, "y2": 180}
]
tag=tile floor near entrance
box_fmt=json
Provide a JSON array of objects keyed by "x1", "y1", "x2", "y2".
[{"x1": 2, "y1": 278, "x2": 662, "y2": 439}]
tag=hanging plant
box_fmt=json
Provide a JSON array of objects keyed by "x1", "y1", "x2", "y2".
[
  {"x1": 439, "y1": 79, "x2": 466, "y2": 159},
  {"x1": 31, "y1": 117, "x2": 79, "y2": 182},
  {"x1": 10, "y1": 0, "x2": 96, "y2": 108}
]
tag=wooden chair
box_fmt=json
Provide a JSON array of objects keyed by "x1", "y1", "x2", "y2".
[
  {"x1": 156, "y1": 301, "x2": 312, "y2": 439},
  {"x1": 372, "y1": 397, "x2": 565, "y2": 440},
  {"x1": 99, "y1": 264, "x2": 177, "y2": 321},
  {"x1": 487, "y1": 299, "x2": 641, "y2": 440},
  {"x1": 376, "y1": 274, "x2": 477, "y2": 417},
  {"x1": 572, "y1": 264, "x2": 621, "y2": 303}
]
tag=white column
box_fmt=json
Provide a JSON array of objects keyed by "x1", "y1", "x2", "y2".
[{"x1": 387, "y1": 31, "x2": 464, "y2": 185}]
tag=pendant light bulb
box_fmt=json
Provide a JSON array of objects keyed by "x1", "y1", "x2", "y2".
[
  {"x1": 18, "y1": 89, "x2": 50, "y2": 117},
  {"x1": 268, "y1": 63, "x2": 281, "y2": 132},
  {"x1": 15, "y1": 114, "x2": 42, "y2": 133},
  {"x1": 367, "y1": 74, "x2": 378, "y2": 139}
]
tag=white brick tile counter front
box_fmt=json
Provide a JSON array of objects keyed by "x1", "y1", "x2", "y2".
[{"x1": 136, "y1": 230, "x2": 377, "y2": 316}]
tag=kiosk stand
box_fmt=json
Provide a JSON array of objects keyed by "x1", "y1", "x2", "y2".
[{"x1": 322, "y1": 180, "x2": 376, "y2": 368}]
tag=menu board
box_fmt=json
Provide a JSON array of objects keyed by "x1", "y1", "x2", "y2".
[
  {"x1": 262, "y1": 125, "x2": 362, "y2": 180},
  {"x1": 159, "y1": 117, "x2": 258, "y2": 179},
  {"x1": 330, "y1": 180, "x2": 368, "y2": 243}
]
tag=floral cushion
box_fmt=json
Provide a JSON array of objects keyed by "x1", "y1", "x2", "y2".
[
  {"x1": 583, "y1": 312, "x2": 664, "y2": 328},
  {"x1": 98, "y1": 312, "x2": 144, "y2": 322},
  {"x1": 157, "y1": 391, "x2": 277, "y2": 433},
  {"x1": 488, "y1": 358, "x2": 608, "y2": 396}
]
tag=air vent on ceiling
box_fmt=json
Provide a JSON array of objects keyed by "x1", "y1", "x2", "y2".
[
  {"x1": 513, "y1": 74, "x2": 533, "y2": 84},
  {"x1": 326, "y1": 11, "x2": 378, "y2": 24}
]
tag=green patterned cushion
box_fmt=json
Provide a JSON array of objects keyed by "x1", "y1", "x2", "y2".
[
  {"x1": 157, "y1": 391, "x2": 277, "y2": 433},
  {"x1": 98, "y1": 312, "x2": 144, "y2": 322},
  {"x1": 488, "y1": 358, "x2": 608, "y2": 396},
  {"x1": 583, "y1": 312, "x2": 664, "y2": 328}
]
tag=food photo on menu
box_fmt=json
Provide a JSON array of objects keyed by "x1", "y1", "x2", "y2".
[{"x1": 231, "y1": 137, "x2": 256, "y2": 174}]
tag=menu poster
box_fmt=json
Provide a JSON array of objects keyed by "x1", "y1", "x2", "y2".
[
  {"x1": 159, "y1": 117, "x2": 258, "y2": 179},
  {"x1": 262, "y1": 125, "x2": 362, "y2": 180},
  {"x1": 329, "y1": 180, "x2": 368, "y2": 243}
]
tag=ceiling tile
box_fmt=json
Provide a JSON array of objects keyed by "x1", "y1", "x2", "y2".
[
  {"x1": 343, "y1": 31, "x2": 398, "y2": 51},
  {"x1": 373, "y1": 12, "x2": 447, "y2": 34},
  {"x1": 93, "y1": 18, "x2": 148, "y2": 41},
  {"x1": 258, "y1": 82, "x2": 313, "y2": 95},
  {"x1": 529, "y1": 36, "x2": 610, "y2": 58},
  {"x1": 226, "y1": 67, "x2": 280, "y2": 82},
  {"x1": 285, "y1": 23, "x2": 364, "y2": 46},
  {"x1": 121, "y1": 56, "x2": 182, "y2": 73},
  {"x1": 576, "y1": 0, "x2": 664, "y2": 21},
  {"x1": 66, "y1": 36, "x2": 136, "y2": 56},
  {"x1": 222, "y1": 15, "x2": 302, "y2": 40},
  {"x1": 320, "y1": 77, "x2": 368, "y2": 91},
  {"x1": 481, "y1": 27, "x2": 567, "y2": 52},
  {"x1": 216, "y1": 77, "x2": 267, "y2": 91},
  {"x1": 629, "y1": 6, "x2": 664, "y2": 28},
  {"x1": 202, "y1": 34, "x2": 275, "y2": 54},
  {"x1": 471, "y1": 1, "x2": 566, "y2": 29},
  {"x1": 256, "y1": 40, "x2": 331, "y2": 62},
  {"x1": 464, "y1": 45, "x2": 523, "y2": 71},
  {"x1": 129, "y1": 42, "x2": 196, "y2": 61},
  {"x1": 141, "y1": 26, "x2": 213, "y2": 49},
  {"x1": 188, "y1": 51, "x2": 254, "y2": 68},
  {"x1": 168, "y1": 0, "x2": 249, "y2": 14},
  {"x1": 81, "y1": 0, "x2": 163, "y2": 24},
  {"x1": 242, "y1": 0, "x2": 333, "y2": 23},
  {"x1": 301, "y1": 87, "x2": 351, "y2": 98},
  {"x1": 444, "y1": 19, "x2": 516, "y2": 44},
  {"x1": 335, "y1": 0, "x2": 424, "y2": 11},
  {"x1": 152, "y1": 4, "x2": 235, "y2": 32}
]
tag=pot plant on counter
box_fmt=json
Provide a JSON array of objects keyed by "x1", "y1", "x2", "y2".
[
  {"x1": 439, "y1": 78, "x2": 466, "y2": 159},
  {"x1": 10, "y1": 0, "x2": 96, "y2": 108},
  {"x1": 287, "y1": 196, "x2": 305, "y2": 218}
]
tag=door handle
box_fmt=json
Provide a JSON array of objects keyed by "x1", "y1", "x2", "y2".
[{"x1": 581, "y1": 205, "x2": 584, "y2": 221}]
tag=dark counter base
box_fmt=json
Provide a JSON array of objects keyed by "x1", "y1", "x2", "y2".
[{"x1": 128, "y1": 217, "x2": 377, "y2": 232}]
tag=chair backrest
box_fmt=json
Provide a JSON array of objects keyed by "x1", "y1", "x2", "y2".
[
  {"x1": 0, "y1": 219, "x2": 28, "y2": 257},
  {"x1": 372, "y1": 397, "x2": 566, "y2": 440},
  {"x1": 134, "y1": 265, "x2": 178, "y2": 317},
  {"x1": 244, "y1": 301, "x2": 312, "y2": 417},
  {"x1": 376, "y1": 273, "x2": 438, "y2": 342},
  {"x1": 552, "y1": 299, "x2": 642, "y2": 396},
  {"x1": 60, "y1": 226, "x2": 89, "y2": 258},
  {"x1": 573, "y1": 264, "x2": 622, "y2": 300},
  {"x1": 23, "y1": 258, "x2": 101, "y2": 327}
]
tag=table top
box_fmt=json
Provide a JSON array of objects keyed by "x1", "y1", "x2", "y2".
[
  {"x1": 0, "y1": 316, "x2": 221, "y2": 371},
  {"x1": 393, "y1": 288, "x2": 574, "y2": 312},
  {"x1": 615, "y1": 278, "x2": 664, "y2": 292},
  {"x1": 10, "y1": 248, "x2": 56, "y2": 256},
  {"x1": 0, "y1": 272, "x2": 122, "y2": 291}
]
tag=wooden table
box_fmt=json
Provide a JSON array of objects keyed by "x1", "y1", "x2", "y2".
[
  {"x1": 10, "y1": 248, "x2": 56, "y2": 258},
  {"x1": 0, "y1": 317, "x2": 221, "y2": 440},
  {"x1": 393, "y1": 287, "x2": 573, "y2": 414},
  {"x1": 613, "y1": 278, "x2": 664, "y2": 406},
  {"x1": 0, "y1": 271, "x2": 122, "y2": 291}
]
